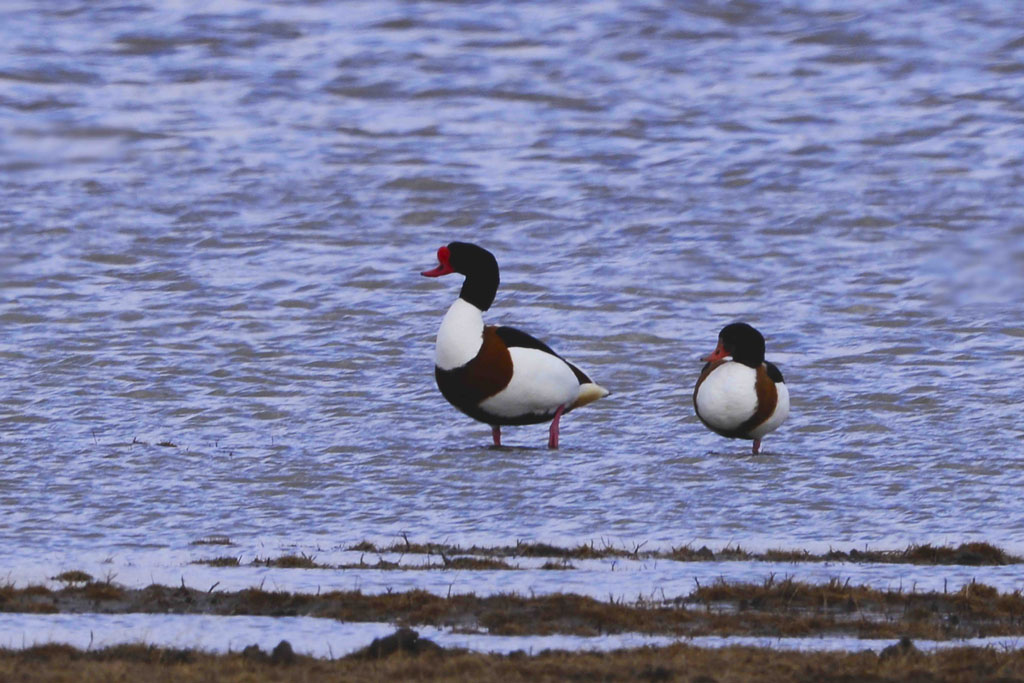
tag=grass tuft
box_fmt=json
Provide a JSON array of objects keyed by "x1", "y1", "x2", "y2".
[
  {"x1": 439, "y1": 556, "x2": 516, "y2": 571},
  {"x1": 194, "y1": 556, "x2": 241, "y2": 567},
  {"x1": 253, "y1": 553, "x2": 325, "y2": 569},
  {"x1": 348, "y1": 540, "x2": 378, "y2": 552},
  {"x1": 191, "y1": 535, "x2": 233, "y2": 546},
  {"x1": 540, "y1": 560, "x2": 576, "y2": 570}
]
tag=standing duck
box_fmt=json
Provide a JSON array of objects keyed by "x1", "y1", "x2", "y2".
[
  {"x1": 422, "y1": 242, "x2": 609, "y2": 449},
  {"x1": 693, "y1": 322, "x2": 789, "y2": 454}
]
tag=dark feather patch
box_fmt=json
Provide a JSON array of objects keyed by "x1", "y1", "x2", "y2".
[
  {"x1": 435, "y1": 326, "x2": 513, "y2": 410},
  {"x1": 766, "y1": 361, "x2": 784, "y2": 383},
  {"x1": 736, "y1": 364, "x2": 778, "y2": 436},
  {"x1": 494, "y1": 326, "x2": 557, "y2": 354}
]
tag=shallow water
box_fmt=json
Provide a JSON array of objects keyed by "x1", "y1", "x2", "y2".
[
  {"x1": 2, "y1": 0, "x2": 1024, "y2": 579},
  {"x1": 3, "y1": 613, "x2": 1024, "y2": 658},
  {"x1": 8, "y1": 546, "x2": 1024, "y2": 603}
]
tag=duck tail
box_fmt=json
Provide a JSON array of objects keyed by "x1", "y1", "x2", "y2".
[{"x1": 573, "y1": 382, "x2": 610, "y2": 409}]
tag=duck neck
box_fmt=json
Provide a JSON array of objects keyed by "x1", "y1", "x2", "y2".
[{"x1": 459, "y1": 268, "x2": 498, "y2": 311}]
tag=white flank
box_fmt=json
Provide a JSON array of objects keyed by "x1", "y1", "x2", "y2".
[
  {"x1": 694, "y1": 361, "x2": 758, "y2": 432},
  {"x1": 574, "y1": 382, "x2": 610, "y2": 408},
  {"x1": 749, "y1": 380, "x2": 789, "y2": 439},
  {"x1": 434, "y1": 298, "x2": 484, "y2": 370},
  {"x1": 479, "y1": 347, "x2": 580, "y2": 419}
]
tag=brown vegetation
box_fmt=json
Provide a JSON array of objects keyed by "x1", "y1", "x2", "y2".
[
  {"x1": 3, "y1": 640, "x2": 1024, "y2": 682},
  {"x1": 189, "y1": 541, "x2": 1020, "y2": 573},
  {"x1": 6, "y1": 562, "x2": 1024, "y2": 681},
  {"x1": 195, "y1": 556, "x2": 241, "y2": 567},
  {"x1": 253, "y1": 553, "x2": 325, "y2": 569},
  {"x1": 338, "y1": 539, "x2": 1021, "y2": 566},
  {"x1": 4, "y1": 577, "x2": 1024, "y2": 641},
  {"x1": 195, "y1": 552, "x2": 519, "y2": 571},
  {"x1": 190, "y1": 535, "x2": 233, "y2": 546}
]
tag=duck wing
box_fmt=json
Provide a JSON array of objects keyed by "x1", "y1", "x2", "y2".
[{"x1": 493, "y1": 326, "x2": 592, "y2": 384}]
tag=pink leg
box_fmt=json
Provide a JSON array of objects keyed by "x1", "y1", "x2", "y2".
[
  {"x1": 548, "y1": 405, "x2": 565, "y2": 450},
  {"x1": 492, "y1": 425, "x2": 501, "y2": 447},
  {"x1": 752, "y1": 438, "x2": 761, "y2": 455}
]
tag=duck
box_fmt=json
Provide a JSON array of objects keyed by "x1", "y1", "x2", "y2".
[
  {"x1": 693, "y1": 322, "x2": 789, "y2": 454},
  {"x1": 422, "y1": 242, "x2": 609, "y2": 449}
]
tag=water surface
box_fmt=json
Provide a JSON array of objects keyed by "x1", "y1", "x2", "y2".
[{"x1": 1, "y1": 1, "x2": 1023, "y2": 571}]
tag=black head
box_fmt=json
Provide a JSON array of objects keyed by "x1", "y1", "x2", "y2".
[
  {"x1": 704, "y1": 322, "x2": 766, "y2": 368},
  {"x1": 421, "y1": 241, "x2": 500, "y2": 311},
  {"x1": 446, "y1": 242, "x2": 497, "y2": 278}
]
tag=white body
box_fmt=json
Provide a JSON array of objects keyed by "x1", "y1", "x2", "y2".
[
  {"x1": 479, "y1": 347, "x2": 580, "y2": 418},
  {"x1": 695, "y1": 361, "x2": 788, "y2": 437},
  {"x1": 434, "y1": 297, "x2": 605, "y2": 417}
]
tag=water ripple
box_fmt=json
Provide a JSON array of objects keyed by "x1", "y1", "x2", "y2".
[{"x1": 0, "y1": 0, "x2": 1023, "y2": 566}]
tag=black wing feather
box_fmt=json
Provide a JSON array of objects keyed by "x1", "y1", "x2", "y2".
[
  {"x1": 494, "y1": 326, "x2": 558, "y2": 355},
  {"x1": 765, "y1": 361, "x2": 784, "y2": 383}
]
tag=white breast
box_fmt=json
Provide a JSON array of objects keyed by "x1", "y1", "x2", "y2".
[
  {"x1": 434, "y1": 298, "x2": 484, "y2": 371},
  {"x1": 694, "y1": 361, "x2": 758, "y2": 432},
  {"x1": 479, "y1": 347, "x2": 580, "y2": 418}
]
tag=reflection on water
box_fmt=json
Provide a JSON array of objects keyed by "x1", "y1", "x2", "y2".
[{"x1": 1, "y1": 1, "x2": 1023, "y2": 567}]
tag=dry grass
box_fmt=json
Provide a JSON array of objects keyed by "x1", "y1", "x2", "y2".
[
  {"x1": 4, "y1": 578, "x2": 1024, "y2": 640},
  {"x1": 196, "y1": 552, "x2": 519, "y2": 571},
  {"x1": 6, "y1": 569, "x2": 1024, "y2": 681},
  {"x1": 684, "y1": 576, "x2": 1024, "y2": 639},
  {"x1": 339, "y1": 540, "x2": 1021, "y2": 566},
  {"x1": 195, "y1": 556, "x2": 241, "y2": 567},
  {"x1": 348, "y1": 539, "x2": 657, "y2": 562},
  {"x1": 253, "y1": 553, "x2": 326, "y2": 569},
  {"x1": 334, "y1": 553, "x2": 517, "y2": 571},
  {"x1": 190, "y1": 541, "x2": 1020, "y2": 573},
  {"x1": 190, "y1": 535, "x2": 233, "y2": 546},
  {"x1": 6, "y1": 539, "x2": 1020, "y2": 681},
  {"x1": 3, "y1": 640, "x2": 1024, "y2": 682}
]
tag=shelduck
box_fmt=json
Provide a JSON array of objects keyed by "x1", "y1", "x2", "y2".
[
  {"x1": 422, "y1": 242, "x2": 609, "y2": 449},
  {"x1": 693, "y1": 322, "x2": 789, "y2": 454}
]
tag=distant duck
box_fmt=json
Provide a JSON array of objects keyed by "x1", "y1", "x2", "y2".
[
  {"x1": 693, "y1": 322, "x2": 789, "y2": 454},
  {"x1": 422, "y1": 242, "x2": 609, "y2": 449}
]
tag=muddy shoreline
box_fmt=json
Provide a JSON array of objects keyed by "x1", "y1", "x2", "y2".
[
  {"x1": 6, "y1": 575, "x2": 1024, "y2": 641},
  {"x1": 6, "y1": 541, "x2": 1024, "y2": 679},
  {"x1": 4, "y1": 638, "x2": 1024, "y2": 682}
]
